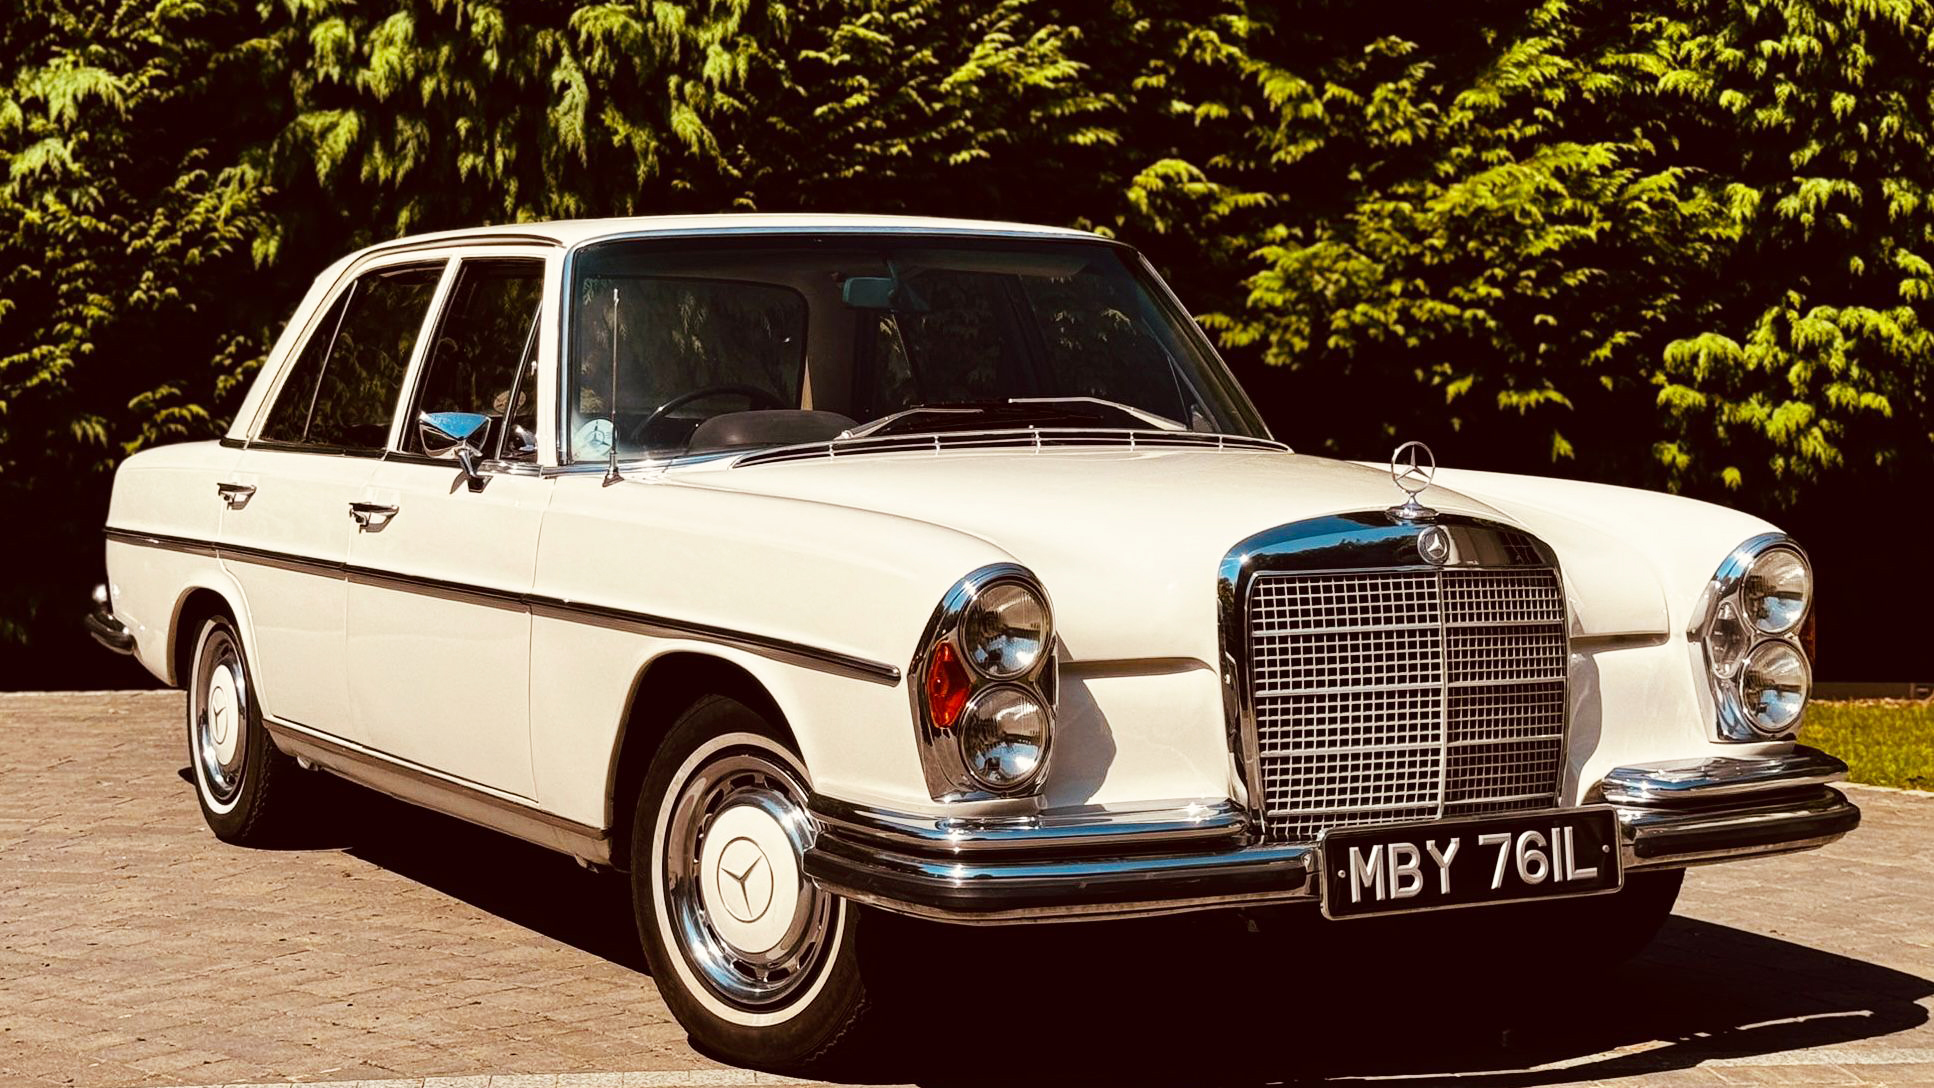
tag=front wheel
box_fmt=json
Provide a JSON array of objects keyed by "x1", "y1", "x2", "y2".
[{"x1": 631, "y1": 696, "x2": 882, "y2": 1071}]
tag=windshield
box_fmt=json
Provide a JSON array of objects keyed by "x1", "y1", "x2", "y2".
[{"x1": 565, "y1": 236, "x2": 1267, "y2": 461}]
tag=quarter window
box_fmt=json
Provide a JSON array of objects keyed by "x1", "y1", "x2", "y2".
[
  {"x1": 407, "y1": 259, "x2": 545, "y2": 459},
  {"x1": 257, "y1": 262, "x2": 444, "y2": 451}
]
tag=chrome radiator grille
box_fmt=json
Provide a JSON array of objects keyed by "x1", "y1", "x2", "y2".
[{"x1": 1248, "y1": 567, "x2": 1566, "y2": 842}]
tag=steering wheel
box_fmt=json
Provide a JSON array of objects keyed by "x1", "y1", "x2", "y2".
[{"x1": 640, "y1": 384, "x2": 786, "y2": 440}]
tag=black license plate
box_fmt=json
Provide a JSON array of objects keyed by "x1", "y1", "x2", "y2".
[{"x1": 1319, "y1": 809, "x2": 1622, "y2": 919}]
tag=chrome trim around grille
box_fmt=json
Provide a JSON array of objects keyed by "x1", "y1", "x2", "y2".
[{"x1": 1217, "y1": 513, "x2": 1569, "y2": 843}]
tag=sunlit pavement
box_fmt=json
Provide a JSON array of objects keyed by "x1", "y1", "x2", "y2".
[{"x1": 2, "y1": 690, "x2": 1930, "y2": 1087}]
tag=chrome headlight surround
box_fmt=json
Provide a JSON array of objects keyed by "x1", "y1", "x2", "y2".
[
  {"x1": 1690, "y1": 533, "x2": 1814, "y2": 741},
  {"x1": 909, "y1": 564, "x2": 1057, "y2": 800}
]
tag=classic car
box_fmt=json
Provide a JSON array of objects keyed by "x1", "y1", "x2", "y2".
[{"x1": 90, "y1": 213, "x2": 1858, "y2": 1069}]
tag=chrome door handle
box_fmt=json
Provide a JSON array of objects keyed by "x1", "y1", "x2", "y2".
[
  {"x1": 348, "y1": 502, "x2": 399, "y2": 530},
  {"x1": 216, "y1": 482, "x2": 256, "y2": 508}
]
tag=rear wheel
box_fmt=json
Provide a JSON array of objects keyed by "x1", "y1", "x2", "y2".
[
  {"x1": 186, "y1": 614, "x2": 304, "y2": 844},
  {"x1": 632, "y1": 696, "x2": 882, "y2": 1072}
]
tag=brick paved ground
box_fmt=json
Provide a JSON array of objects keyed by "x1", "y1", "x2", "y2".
[{"x1": 1, "y1": 690, "x2": 1930, "y2": 1087}]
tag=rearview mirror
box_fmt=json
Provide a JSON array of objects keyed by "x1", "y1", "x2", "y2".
[
  {"x1": 840, "y1": 276, "x2": 897, "y2": 309},
  {"x1": 840, "y1": 265, "x2": 930, "y2": 312}
]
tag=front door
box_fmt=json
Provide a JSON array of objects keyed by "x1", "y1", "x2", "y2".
[
  {"x1": 345, "y1": 256, "x2": 549, "y2": 797},
  {"x1": 223, "y1": 259, "x2": 446, "y2": 736}
]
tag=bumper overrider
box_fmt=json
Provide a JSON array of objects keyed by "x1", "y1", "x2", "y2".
[{"x1": 802, "y1": 746, "x2": 1859, "y2": 924}]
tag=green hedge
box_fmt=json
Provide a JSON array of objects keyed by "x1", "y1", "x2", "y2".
[{"x1": 4, "y1": 0, "x2": 1933, "y2": 681}]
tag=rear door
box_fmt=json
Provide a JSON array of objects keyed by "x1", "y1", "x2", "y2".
[
  {"x1": 222, "y1": 259, "x2": 446, "y2": 736},
  {"x1": 344, "y1": 254, "x2": 551, "y2": 797}
]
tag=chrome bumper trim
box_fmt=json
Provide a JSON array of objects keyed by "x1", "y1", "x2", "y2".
[
  {"x1": 85, "y1": 585, "x2": 135, "y2": 655},
  {"x1": 804, "y1": 830, "x2": 1315, "y2": 924},
  {"x1": 807, "y1": 780, "x2": 1859, "y2": 923},
  {"x1": 809, "y1": 796, "x2": 1248, "y2": 855},
  {"x1": 1599, "y1": 746, "x2": 1847, "y2": 805},
  {"x1": 1618, "y1": 786, "x2": 1859, "y2": 870}
]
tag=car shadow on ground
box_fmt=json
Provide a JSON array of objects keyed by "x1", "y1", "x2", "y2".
[
  {"x1": 183, "y1": 766, "x2": 647, "y2": 970},
  {"x1": 876, "y1": 909, "x2": 1933, "y2": 1086},
  {"x1": 227, "y1": 769, "x2": 1932, "y2": 1086}
]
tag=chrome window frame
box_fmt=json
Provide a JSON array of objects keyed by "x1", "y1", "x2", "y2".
[
  {"x1": 396, "y1": 254, "x2": 550, "y2": 462},
  {"x1": 1686, "y1": 532, "x2": 1814, "y2": 742}
]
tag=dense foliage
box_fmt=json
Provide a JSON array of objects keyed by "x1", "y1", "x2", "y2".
[{"x1": 4, "y1": 0, "x2": 1931, "y2": 685}]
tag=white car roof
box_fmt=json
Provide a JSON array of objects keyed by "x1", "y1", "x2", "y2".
[{"x1": 357, "y1": 213, "x2": 1104, "y2": 256}]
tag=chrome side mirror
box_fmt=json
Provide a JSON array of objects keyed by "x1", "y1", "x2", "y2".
[{"x1": 419, "y1": 411, "x2": 491, "y2": 485}]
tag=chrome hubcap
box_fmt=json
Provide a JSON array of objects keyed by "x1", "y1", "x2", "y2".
[
  {"x1": 192, "y1": 630, "x2": 249, "y2": 805},
  {"x1": 665, "y1": 750, "x2": 836, "y2": 1009}
]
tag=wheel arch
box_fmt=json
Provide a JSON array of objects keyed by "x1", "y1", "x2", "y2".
[
  {"x1": 605, "y1": 650, "x2": 796, "y2": 870},
  {"x1": 168, "y1": 579, "x2": 252, "y2": 688}
]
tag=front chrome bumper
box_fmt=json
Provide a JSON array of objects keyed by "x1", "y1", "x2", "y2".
[{"x1": 803, "y1": 747, "x2": 1860, "y2": 924}]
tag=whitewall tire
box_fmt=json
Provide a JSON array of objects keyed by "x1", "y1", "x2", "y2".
[
  {"x1": 186, "y1": 615, "x2": 303, "y2": 844},
  {"x1": 631, "y1": 696, "x2": 883, "y2": 1071}
]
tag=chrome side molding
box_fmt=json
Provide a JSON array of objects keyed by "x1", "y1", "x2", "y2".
[
  {"x1": 263, "y1": 717, "x2": 611, "y2": 865},
  {"x1": 103, "y1": 526, "x2": 902, "y2": 684}
]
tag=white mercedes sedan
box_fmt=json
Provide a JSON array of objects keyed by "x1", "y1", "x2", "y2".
[{"x1": 90, "y1": 213, "x2": 1857, "y2": 1069}]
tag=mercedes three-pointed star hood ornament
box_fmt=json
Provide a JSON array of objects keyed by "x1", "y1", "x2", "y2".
[{"x1": 1388, "y1": 440, "x2": 1438, "y2": 522}]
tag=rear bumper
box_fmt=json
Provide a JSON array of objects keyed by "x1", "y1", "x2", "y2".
[
  {"x1": 85, "y1": 584, "x2": 136, "y2": 655},
  {"x1": 803, "y1": 747, "x2": 1859, "y2": 924}
]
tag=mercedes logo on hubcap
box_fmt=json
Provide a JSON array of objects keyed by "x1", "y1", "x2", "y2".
[
  {"x1": 715, "y1": 837, "x2": 775, "y2": 924},
  {"x1": 208, "y1": 681, "x2": 233, "y2": 745}
]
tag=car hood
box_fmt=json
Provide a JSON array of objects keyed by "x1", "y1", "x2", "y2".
[{"x1": 671, "y1": 447, "x2": 1764, "y2": 663}]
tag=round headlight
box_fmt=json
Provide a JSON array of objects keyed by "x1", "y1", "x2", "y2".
[
  {"x1": 1739, "y1": 640, "x2": 1810, "y2": 735},
  {"x1": 959, "y1": 686, "x2": 1049, "y2": 791},
  {"x1": 1744, "y1": 548, "x2": 1810, "y2": 635},
  {"x1": 962, "y1": 581, "x2": 1049, "y2": 679}
]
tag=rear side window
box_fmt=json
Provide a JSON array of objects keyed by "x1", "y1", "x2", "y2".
[
  {"x1": 407, "y1": 259, "x2": 545, "y2": 458},
  {"x1": 256, "y1": 262, "x2": 445, "y2": 450},
  {"x1": 257, "y1": 290, "x2": 349, "y2": 444}
]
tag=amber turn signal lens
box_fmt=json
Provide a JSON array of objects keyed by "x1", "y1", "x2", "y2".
[{"x1": 925, "y1": 642, "x2": 972, "y2": 728}]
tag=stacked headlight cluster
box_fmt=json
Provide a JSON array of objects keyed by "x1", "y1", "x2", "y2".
[
  {"x1": 1697, "y1": 538, "x2": 1814, "y2": 740},
  {"x1": 913, "y1": 566, "x2": 1056, "y2": 797}
]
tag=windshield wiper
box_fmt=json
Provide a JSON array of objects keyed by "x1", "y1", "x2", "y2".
[
  {"x1": 1004, "y1": 396, "x2": 1186, "y2": 432},
  {"x1": 839, "y1": 406, "x2": 987, "y2": 440}
]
